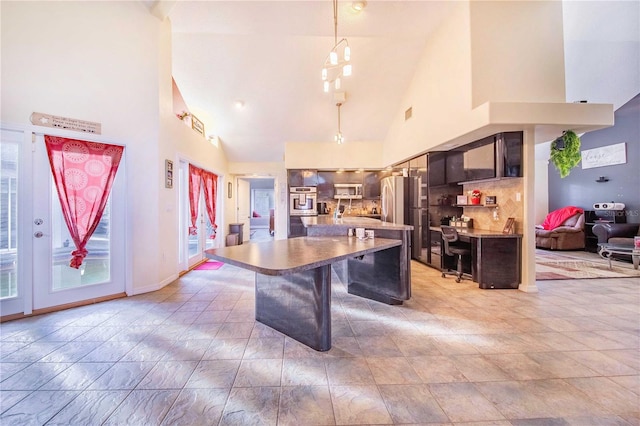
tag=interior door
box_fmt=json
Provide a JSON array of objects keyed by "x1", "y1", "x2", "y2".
[
  {"x1": 237, "y1": 178, "x2": 251, "y2": 243},
  {"x1": 31, "y1": 133, "x2": 126, "y2": 310}
]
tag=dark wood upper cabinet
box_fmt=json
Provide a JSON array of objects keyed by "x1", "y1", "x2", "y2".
[
  {"x1": 288, "y1": 169, "x2": 318, "y2": 187},
  {"x1": 427, "y1": 152, "x2": 447, "y2": 186},
  {"x1": 363, "y1": 170, "x2": 391, "y2": 199}
]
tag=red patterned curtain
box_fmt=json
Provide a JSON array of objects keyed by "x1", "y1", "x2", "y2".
[
  {"x1": 45, "y1": 135, "x2": 124, "y2": 268},
  {"x1": 201, "y1": 170, "x2": 218, "y2": 239},
  {"x1": 188, "y1": 164, "x2": 203, "y2": 235}
]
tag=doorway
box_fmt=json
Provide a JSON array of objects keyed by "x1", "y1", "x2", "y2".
[
  {"x1": 179, "y1": 160, "x2": 222, "y2": 270},
  {"x1": 0, "y1": 127, "x2": 127, "y2": 317},
  {"x1": 238, "y1": 177, "x2": 275, "y2": 243}
]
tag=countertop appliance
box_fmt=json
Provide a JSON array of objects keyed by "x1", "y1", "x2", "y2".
[
  {"x1": 334, "y1": 183, "x2": 363, "y2": 199},
  {"x1": 289, "y1": 186, "x2": 317, "y2": 216}
]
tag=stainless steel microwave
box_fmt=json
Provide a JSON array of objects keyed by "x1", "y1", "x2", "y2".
[{"x1": 334, "y1": 183, "x2": 363, "y2": 199}]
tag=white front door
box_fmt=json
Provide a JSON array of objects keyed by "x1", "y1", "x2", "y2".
[{"x1": 31, "y1": 133, "x2": 126, "y2": 310}]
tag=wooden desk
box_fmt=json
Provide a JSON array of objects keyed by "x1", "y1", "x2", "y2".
[{"x1": 205, "y1": 236, "x2": 403, "y2": 351}]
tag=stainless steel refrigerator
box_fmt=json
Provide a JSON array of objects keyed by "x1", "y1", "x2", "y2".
[
  {"x1": 380, "y1": 176, "x2": 408, "y2": 225},
  {"x1": 381, "y1": 175, "x2": 428, "y2": 263}
]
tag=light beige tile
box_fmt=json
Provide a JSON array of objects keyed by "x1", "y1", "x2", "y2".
[
  {"x1": 278, "y1": 386, "x2": 335, "y2": 425},
  {"x1": 330, "y1": 385, "x2": 392, "y2": 425},
  {"x1": 281, "y1": 358, "x2": 327, "y2": 386},
  {"x1": 378, "y1": 384, "x2": 449, "y2": 424},
  {"x1": 366, "y1": 357, "x2": 422, "y2": 385},
  {"x1": 429, "y1": 382, "x2": 505, "y2": 422}
]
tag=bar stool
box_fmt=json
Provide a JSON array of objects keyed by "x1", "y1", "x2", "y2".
[{"x1": 440, "y1": 225, "x2": 470, "y2": 283}]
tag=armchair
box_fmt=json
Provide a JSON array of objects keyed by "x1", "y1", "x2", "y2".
[
  {"x1": 535, "y1": 209, "x2": 585, "y2": 250},
  {"x1": 592, "y1": 223, "x2": 639, "y2": 245}
]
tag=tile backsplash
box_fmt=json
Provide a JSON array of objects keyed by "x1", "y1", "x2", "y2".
[{"x1": 462, "y1": 178, "x2": 524, "y2": 233}]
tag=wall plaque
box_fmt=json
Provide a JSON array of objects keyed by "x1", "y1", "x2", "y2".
[
  {"x1": 581, "y1": 142, "x2": 626, "y2": 169},
  {"x1": 31, "y1": 112, "x2": 102, "y2": 134}
]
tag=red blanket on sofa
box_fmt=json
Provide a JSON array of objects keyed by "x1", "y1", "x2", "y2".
[{"x1": 541, "y1": 206, "x2": 583, "y2": 230}]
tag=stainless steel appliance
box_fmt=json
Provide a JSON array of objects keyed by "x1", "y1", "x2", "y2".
[
  {"x1": 381, "y1": 175, "x2": 428, "y2": 262},
  {"x1": 289, "y1": 186, "x2": 317, "y2": 216},
  {"x1": 334, "y1": 183, "x2": 363, "y2": 199},
  {"x1": 381, "y1": 176, "x2": 409, "y2": 224}
]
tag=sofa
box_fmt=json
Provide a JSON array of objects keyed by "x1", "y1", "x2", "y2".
[
  {"x1": 592, "y1": 223, "x2": 640, "y2": 246},
  {"x1": 535, "y1": 211, "x2": 585, "y2": 250}
]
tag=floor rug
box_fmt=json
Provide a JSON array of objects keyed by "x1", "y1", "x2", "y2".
[
  {"x1": 194, "y1": 261, "x2": 224, "y2": 271},
  {"x1": 536, "y1": 251, "x2": 639, "y2": 280}
]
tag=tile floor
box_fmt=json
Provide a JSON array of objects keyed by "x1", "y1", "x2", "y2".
[{"x1": 1, "y1": 260, "x2": 638, "y2": 425}]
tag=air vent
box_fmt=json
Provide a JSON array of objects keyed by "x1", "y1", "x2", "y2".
[{"x1": 405, "y1": 107, "x2": 412, "y2": 121}]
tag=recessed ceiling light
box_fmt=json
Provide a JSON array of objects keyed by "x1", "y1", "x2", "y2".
[
  {"x1": 234, "y1": 100, "x2": 244, "y2": 109},
  {"x1": 352, "y1": 1, "x2": 366, "y2": 12}
]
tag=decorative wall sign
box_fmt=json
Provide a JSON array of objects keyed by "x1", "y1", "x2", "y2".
[
  {"x1": 31, "y1": 112, "x2": 102, "y2": 134},
  {"x1": 191, "y1": 115, "x2": 205, "y2": 136},
  {"x1": 581, "y1": 142, "x2": 626, "y2": 169},
  {"x1": 485, "y1": 196, "x2": 497, "y2": 205},
  {"x1": 165, "y1": 160, "x2": 173, "y2": 189},
  {"x1": 502, "y1": 217, "x2": 515, "y2": 234}
]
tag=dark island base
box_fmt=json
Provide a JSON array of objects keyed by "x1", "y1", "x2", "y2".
[
  {"x1": 347, "y1": 246, "x2": 406, "y2": 305},
  {"x1": 255, "y1": 265, "x2": 332, "y2": 352}
]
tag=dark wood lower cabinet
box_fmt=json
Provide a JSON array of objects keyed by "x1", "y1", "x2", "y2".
[
  {"x1": 471, "y1": 236, "x2": 521, "y2": 289},
  {"x1": 432, "y1": 227, "x2": 521, "y2": 289}
]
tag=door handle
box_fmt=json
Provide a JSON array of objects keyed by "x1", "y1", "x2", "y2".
[{"x1": 34, "y1": 231, "x2": 44, "y2": 238}]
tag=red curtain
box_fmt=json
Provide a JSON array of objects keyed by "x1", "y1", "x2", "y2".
[
  {"x1": 188, "y1": 164, "x2": 203, "y2": 235},
  {"x1": 188, "y1": 164, "x2": 218, "y2": 239},
  {"x1": 45, "y1": 135, "x2": 124, "y2": 268},
  {"x1": 202, "y1": 170, "x2": 218, "y2": 239}
]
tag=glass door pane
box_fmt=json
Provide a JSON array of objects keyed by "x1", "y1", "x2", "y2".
[
  {"x1": 0, "y1": 135, "x2": 19, "y2": 300},
  {"x1": 51, "y1": 182, "x2": 111, "y2": 290}
]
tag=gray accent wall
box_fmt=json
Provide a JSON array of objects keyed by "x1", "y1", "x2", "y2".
[{"x1": 548, "y1": 93, "x2": 640, "y2": 224}]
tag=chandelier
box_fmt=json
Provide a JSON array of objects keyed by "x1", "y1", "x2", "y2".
[{"x1": 322, "y1": 0, "x2": 351, "y2": 93}]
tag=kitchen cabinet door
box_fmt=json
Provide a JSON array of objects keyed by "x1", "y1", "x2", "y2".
[{"x1": 288, "y1": 169, "x2": 318, "y2": 187}]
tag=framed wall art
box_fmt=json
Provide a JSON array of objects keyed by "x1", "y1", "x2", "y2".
[
  {"x1": 165, "y1": 159, "x2": 173, "y2": 189},
  {"x1": 191, "y1": 114, "x2": 205, "y2": 136}
]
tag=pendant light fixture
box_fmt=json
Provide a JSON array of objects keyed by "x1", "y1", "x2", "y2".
[
  {"x1": 322, "y1": 0, "x2": 351, "y2": 93},
  {"x1": 335, "y1": 102, "x2": 344, "y2": 144}
]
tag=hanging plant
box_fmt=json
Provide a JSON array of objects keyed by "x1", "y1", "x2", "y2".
[{"x1": 550, "y1": 130, "x2": 581, "y2": 178}]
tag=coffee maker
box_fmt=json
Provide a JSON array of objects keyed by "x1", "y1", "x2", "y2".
[{"x1": 317, "y1": 202, "x2": 328, "y2": 215}]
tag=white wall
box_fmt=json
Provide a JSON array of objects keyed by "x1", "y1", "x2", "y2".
[
  {"x1": 382, "y1": 2, "x2": 474, "y2": 165},
  {"x1": 470, "y1": 1, "x2": 566, "y2": 107},
  {"x1": 382, "y1": 1, "x2": 568, "y2": 165},
  {"x1": 1, "y1": 1, "x2": 230, "y2": 295},
  {"x1": 285, "y1": 141, "x2": 384, "y2": 170}
]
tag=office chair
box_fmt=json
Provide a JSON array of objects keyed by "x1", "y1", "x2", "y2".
[{"x1": 440, "y1": 226, "x2": 470, "y2": 283}]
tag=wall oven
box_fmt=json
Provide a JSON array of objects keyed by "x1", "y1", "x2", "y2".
[{"x1": 289, "y1": 186, "x2": 317, "y2": 216}]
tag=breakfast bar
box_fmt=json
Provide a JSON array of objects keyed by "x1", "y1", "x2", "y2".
[{"x1": 205, "y1": 236, "x2": 403, "y2": 351}]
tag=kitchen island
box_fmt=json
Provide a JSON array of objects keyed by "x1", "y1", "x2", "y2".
[
  {"x1": 301, "y1": 215, "x2": 413, "y2": 304},
  {"x1": 205, "y1": 236, "x2": 402, "y2": 351}
]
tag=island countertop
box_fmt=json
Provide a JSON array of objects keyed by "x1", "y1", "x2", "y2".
[
  {"x1": 205, "y1": 236, "x2": 402, "y2": 276},
  {"x1": 301, "y1": 215, "x2": 413, "y2": 231}
]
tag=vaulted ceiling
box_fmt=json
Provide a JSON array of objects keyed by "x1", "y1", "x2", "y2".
[{"x1": 154, "y1": 1, "x2": 639, "y2": 163}]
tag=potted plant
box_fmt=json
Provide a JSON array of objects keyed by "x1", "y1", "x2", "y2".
[{"x1": 550, "y1": 130, "x2": 581, "y2": 178}]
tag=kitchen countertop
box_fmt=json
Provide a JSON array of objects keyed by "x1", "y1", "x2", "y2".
[
  {"x1": 205, "y1": 236, "x2": 402, "y2": 276},
  {"x1": 302, "y1": 215, "x2": 413, "y2": 231}
]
